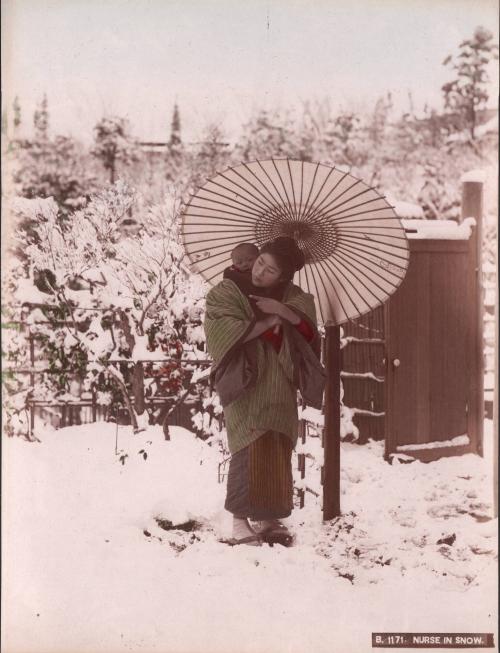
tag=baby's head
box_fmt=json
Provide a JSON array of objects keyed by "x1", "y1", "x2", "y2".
[{"x1": 231, "y1": 243, "x2": 259, "y2": 273}]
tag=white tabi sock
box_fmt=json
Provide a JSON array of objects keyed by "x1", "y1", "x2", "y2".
[{"x1": 232, "y1": 517, "x2": 260, "y2": 545}]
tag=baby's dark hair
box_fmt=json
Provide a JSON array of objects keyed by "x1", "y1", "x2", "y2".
[{"x1": 231, "y1": 243, "x2": 259, "y2": 257}]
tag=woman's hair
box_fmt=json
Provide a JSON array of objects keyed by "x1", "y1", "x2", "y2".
[{"x1": 259, "y1": 236, "x2": 305, "y2": 281}]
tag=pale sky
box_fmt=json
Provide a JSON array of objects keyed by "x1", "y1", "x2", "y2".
[{"x1": 2, "y1": 0, "x2": 499, "y2": 144}]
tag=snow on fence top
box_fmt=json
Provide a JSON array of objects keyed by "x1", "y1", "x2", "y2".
[
  {"x1": 397, "y1": 433, "x2": 470, "y2": 452},
  {"x1": 401, "y1": 217, "x2": 476, "y2": 240},
  {"x1": 460, "y1": 169, "x2": 487, "y2": 183},
  {"x1": 393, "y1": 200, "x2": 424, "y2": 220}
]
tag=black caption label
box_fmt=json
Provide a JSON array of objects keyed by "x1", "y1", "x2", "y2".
[{"x1": 372, "y1": 633, "x2": 495, "y2": 648}]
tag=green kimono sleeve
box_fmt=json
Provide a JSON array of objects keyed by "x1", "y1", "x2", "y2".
[{"x1": 204, "y1": 279, "x2": 256, "y2": 368}]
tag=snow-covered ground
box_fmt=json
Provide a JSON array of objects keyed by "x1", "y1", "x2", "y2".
[{"x1": 2, "y1": 421, "x2": 497, "y2": 653}]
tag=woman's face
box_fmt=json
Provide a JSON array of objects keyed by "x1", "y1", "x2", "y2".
[{"x1": 251, "y1": 253, "x2": 284, "y2": 288}]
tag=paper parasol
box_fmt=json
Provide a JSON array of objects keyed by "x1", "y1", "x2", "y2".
[{"x1": 181, "y1": 158, "x2": 409, "y2": 325}]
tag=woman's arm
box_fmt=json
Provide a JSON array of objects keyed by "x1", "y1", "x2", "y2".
[
  {"x1": 248, "y1": 296, "x2": 300, "y2": 325},
  {"x1": 279, "y1": 304, "x2": 301, "y2": 325},
  {"x1": 242, "y1": 314, "x2": 282, "y2": 342},
  {"x1": 293, "y1": 317, "x2": 315, "y2": 342}
]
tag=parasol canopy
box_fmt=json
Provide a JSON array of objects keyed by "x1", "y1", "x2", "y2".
[{"x1": 181, "y1": 158, "x2": 409, "y2": 325}]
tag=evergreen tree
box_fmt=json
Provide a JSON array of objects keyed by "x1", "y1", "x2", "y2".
[
  {"x1": 188, "y1": 123, "x2": 232, "y2": 189},
  {"x1": 166, "y1": 103, "x2": 183, "y2": 181},
  {"x1": 33, "y1": 93, "x2": 49, "y2": 139},
  {"x1": 169, "y1": 103, "x2": 182, "y2": 148},
  {"x1": 13, "y1": 96, "x2": 21, "y2": 131},
  {"x1": 91, "y1": 116, "x2": 140, "y2": 184},
  {"x1": 442, "y1": 26, "x2": 499, "y2": 140}
]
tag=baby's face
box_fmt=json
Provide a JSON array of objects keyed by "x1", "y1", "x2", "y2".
[{"x1": 232, "y1": 249, "x2": 258, "y2": 272}]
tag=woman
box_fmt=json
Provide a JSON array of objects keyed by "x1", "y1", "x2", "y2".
[{"x1": 204, "y1": 236, "x2": 324, "y2": 546}]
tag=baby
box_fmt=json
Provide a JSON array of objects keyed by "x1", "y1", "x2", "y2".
[
  {"x1": 225, "y1": 242, "x2": 259, "y2": 276},
  {"x1": 223, "y1": 242, "x2": 280, "y2": 327},
  {"x1": 223, "y1": 242, "x2": 259, "y2": 298}
]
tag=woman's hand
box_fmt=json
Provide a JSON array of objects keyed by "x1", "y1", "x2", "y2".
[
  {"x1": 242, "y1": 314, "x2": 282, "y2": 342},
  {"x1": 250, "y1": 295, "x2": 300, "y2": 326},
  {"x1": 249, "y1": 296, "x2": 285, "y2": 316},
  {"x1": 264, "y1": 313, "x2": 283, "y2": 330}
]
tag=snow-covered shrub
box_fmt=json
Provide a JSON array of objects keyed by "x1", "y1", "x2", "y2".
[
  {"x1": 3, "y1": 181, "x2": 207, "y2": 437},
  {"x1": 1, "y1": 310, "x2": 33, "y2": 440},
  {"x1": 191, "y1": 385, "x2": 225, "y2": 442}
]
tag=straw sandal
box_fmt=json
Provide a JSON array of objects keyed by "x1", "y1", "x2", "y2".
[
  {"x1": 219, "y1": 518, "x2": 263, "y2": 546},
  {"x1": 219, "y1": 534, "x2": 263, "y2": 546}
]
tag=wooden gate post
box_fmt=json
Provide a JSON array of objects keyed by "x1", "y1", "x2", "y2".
[
  {"x1": 323, "y1": 324, "x2": 341, "y2": 520},
  {"x1": 460, "y1": 173, "x2": 485, "y2": 458},
  {"x1": 494, "y1": 267, "x2": 499, "y2": 518}
]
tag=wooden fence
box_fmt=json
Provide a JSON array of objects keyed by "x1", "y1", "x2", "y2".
[
  {"x1": 341, "y1": 307, "x2": 385, "y2": 443},
  {"x1": 341, "y1": 178, "x2": 489, "y2": 464},
  {"x1": 3, "y1": 315, "x2": 326, "y2": 510}
]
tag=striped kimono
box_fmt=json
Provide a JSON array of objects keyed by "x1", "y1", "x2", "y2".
[{"x1": 204, "y1": 278, "x2": 320, "y2": 520}]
